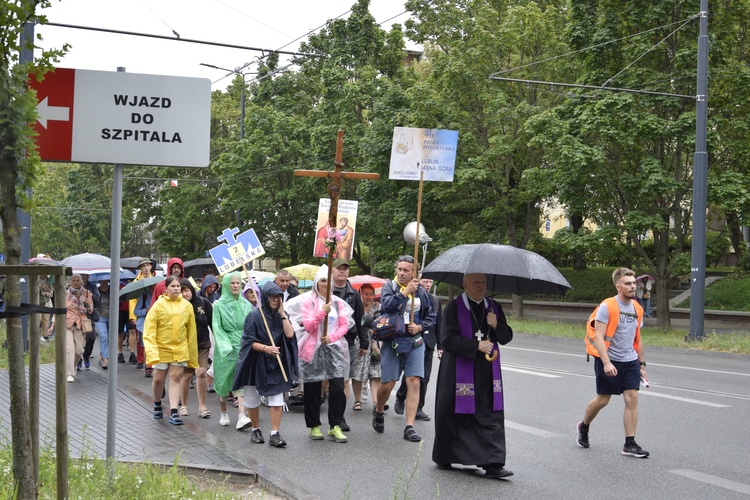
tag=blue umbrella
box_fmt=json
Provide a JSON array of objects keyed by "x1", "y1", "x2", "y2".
[{"x1": 89, "y1": 269, "x2": 136, "y2": 282}]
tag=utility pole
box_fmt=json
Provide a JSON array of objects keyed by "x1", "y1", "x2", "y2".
[{"x1": 689, "y1": 0, "x2": 709, "y2": 341}]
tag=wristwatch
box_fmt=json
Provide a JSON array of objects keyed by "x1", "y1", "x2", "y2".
[{"x1": 639, "y1": 361, "x2": 646, "y2": 367}]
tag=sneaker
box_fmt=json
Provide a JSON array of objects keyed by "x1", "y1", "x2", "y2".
[
  {"x1": 207, "y1": 384, "x2": 215, "y2": 393},
  {"x1": 309, "y1": 426, "x2": 324, "y2": 440},
  {"x1": 250, "y1": 428, "x2": 265, "y2": 444},
  {"x1": 415, "y1": 409, "x2": 431, "y2": 421},
  {"x1": 117, "y1": 353, "x2": 125, "y2": 363},
  {"x1": 136, "y1": 362, "x2": 144, "y2": 369},
  {"x1": 372, "y1": 409, "x2": 385, "y2": 433},
  {"x1": 394, "y1": 399, "x2": 405, "y2": 415},
  {"x1": 236, "y1": 414, "x2": 253, "y2": 431},
  {"x1": 66, "y1": 375, "x2": 74, "y2": 383},
  {"x1": 169, "y1": 415, "x2": 184, "y2": 425},
  {"x1": 76, "y1": 360, "x2": 82, "y2": 371},
  {"x1": 144, "y1": 368, "x2": 153, "y2": 378},
  {"x1": 576, "y1": 422, "x2": 590, "y2": 449},
  {"x1": 339, "y1": 417, "x2": 350, "y2": 432},
  {"x1": 403, "y1": 426, "x2": 422, "y2": 442},
  {"x1": 153, "y1": 403, "x2": 163, "y2": 420},
  {"x1": 622, "y1": 442, "x2": 649, "y2": 458},
  {"x1": 129, "y1": 352, "x2": 137, "y2": 364},
  {"x1": 83, "y1": 358, "x2": 90, "y2": 370},
  {"x1": 328, "y1": 425, "x2": 348, "y2": 443},
  {"x1": 269, "y1": 433, "x2": 287, "y2": 448},
  {"x1": 219, "y1": 412, "x2": 230, "y2": 426}
]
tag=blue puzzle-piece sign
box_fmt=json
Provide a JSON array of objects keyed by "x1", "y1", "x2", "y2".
[{"x1": 209, "y1": 227, "x2": 265, "y2": 275}]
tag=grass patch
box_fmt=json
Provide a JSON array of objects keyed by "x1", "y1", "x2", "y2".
[
  {"x1": 676, "y1": 274, "x2": 750, "y2": 311},
  {"x1": 0, "y1": 433, "x2": 270, "y2": 499},
  {"x1": 508, "y1": 318, "x2": 750, "y2": 355},
  {"x1": 0, "y1": 321, "x2": 57, "y2": 370}
]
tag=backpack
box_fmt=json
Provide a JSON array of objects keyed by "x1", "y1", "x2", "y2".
[{"x1": 585, "y1": 297, "x2": 643, "y2": 361}]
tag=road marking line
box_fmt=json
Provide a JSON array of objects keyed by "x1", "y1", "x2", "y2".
[
  {"x1": 505, "y1": 346, "x2": 750, "y2": 377},
  {"x1": 640, "y1": 391, "x2": 730, "y2": 408},
  {"x1": 503, "y1": 367, "x2": 561, "y2": 378},
  {"x1": 670, "y1": 469, "x2": 750, "y2": 495},
  {"x1": 506, "y1": 420, "x2": 560, "y2": 438}
]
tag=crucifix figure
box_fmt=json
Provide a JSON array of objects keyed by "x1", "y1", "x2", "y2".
[{"x1": 295, "y1": 130, "x2": 380, "y2": 337}]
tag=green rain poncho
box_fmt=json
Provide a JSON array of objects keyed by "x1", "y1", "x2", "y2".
[{"x1": 211, "y1": 272, "x2": 253, "y2": 397}]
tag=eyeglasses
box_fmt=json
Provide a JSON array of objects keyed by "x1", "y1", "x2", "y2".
[{"x1": 397, "y1": 255, "x2": 414, "y2": 263}]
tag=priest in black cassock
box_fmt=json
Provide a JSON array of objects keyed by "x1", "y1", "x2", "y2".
[{"x1": 432, "y1": 273, "x2": 514, "y2": 479}]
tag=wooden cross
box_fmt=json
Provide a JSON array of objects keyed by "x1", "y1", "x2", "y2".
[{"x1": 295, "y1": 130, "x2": 379, "y2": 338}]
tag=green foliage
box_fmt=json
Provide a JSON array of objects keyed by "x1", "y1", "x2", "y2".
[
  {"x1": 0, "y1": 434, "x2": 267, "y2": 499},
  {"x1": 677, "y1": 274, "x2": 750, "y2": 312}
]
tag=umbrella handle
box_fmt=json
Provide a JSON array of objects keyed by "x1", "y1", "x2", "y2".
[{"x1": 485, "y1": 350, "x2": 498, "y2": 362}]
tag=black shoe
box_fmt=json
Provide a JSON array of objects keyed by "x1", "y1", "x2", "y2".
[
  {"x1": 484, "y1": 466, "x2": 514, "y2": 479},
  {"x1": 128, "y1": 353, "x2": 137, "y2": 364},
  {"x1": 436, "y1": 464, "x2": 453, "y2": 470},
  {"x1": 576, "y1": 422, "x2": 590, "y2": 448},
  {"x1": 339, "y1": 417, "x2": 350, "y2": 432},
  {"x1": 622, "y1": 442, "x2": 649, "y2": 458},
  {"x1": 415, "y1": 409, "x2": 431, "y2": 421},
  {"x1": 394, "y1": 399, "x2": 405, "y2": 415},
  {"x1": 403, "y1": 426, "x2": 422, "y2": 442},
  {"x1": 372, "y1": 408, "x2": 384, "y2": 433},
  {"x1": 136, "y1": 363, "x2": 144, "y2": 369},
  {"x1": 144, "y1": 368, "x2": 152, "y2": 378},
  {"x1": 76, "y1": 360, "x2": 82, "y2": 371},
  {"x1": 250, "y1": 429, "x2": 265, "y2": 444},
  {"x1": 117, "y1": 353, "x2": 125, "y2": 363},
  {"x1": 269, "y1": 433, "x2": 287, "y2": 448}
]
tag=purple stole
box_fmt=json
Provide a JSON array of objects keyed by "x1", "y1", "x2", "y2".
[{"x1": 455, "y1": 294, "x2": 504, "y2": 414}]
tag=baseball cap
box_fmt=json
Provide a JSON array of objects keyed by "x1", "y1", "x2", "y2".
[{"x1": 332, "y1": 258, "x2": 349, "y2": 268}]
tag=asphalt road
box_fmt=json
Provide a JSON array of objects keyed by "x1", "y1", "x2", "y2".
[
  {"x1": 3, "y1": 332, "x2": 748, "y2": 499},
  {"x1": 166, "y1": 334, "x2": 750, "y2": 499}
]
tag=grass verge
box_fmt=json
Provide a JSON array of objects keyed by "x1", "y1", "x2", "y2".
[
  {"x1": 0, "y1": 434, "x2": 272, "y2": 499},
  {"x1": 508, "y1": 318, "x2": 750, "y2": 354}
]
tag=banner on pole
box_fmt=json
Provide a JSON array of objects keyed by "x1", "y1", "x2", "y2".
[
  {"x1": 388, "y1": 127, "x2": 458, "y2": 182},
  {"x1": 209, "y1": 227, "x2": 266, "y2": 275},
  {"x1": 313, "y1": 199, "x2": 359, "y2": 260}
]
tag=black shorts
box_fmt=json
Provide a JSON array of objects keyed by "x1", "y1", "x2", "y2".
[{"x1": 594, "y1": 358, "x2": 640, "y2": 395}]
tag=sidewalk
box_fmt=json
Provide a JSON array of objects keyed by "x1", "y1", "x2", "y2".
[{"x1": 0, "y1": 357, "x2": 304, "y2": 499}]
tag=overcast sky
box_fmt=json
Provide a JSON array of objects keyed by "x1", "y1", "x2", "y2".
[{"x1": 35, "y1": 0, "x2": 416, "y2": 90}]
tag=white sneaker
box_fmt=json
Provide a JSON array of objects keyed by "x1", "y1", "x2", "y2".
[
  {"x1": 236, "y1": 414, "x2": 252, "y2": 430},
  {"x1": 219, "y1": 412, "x2": 230, "y2": 426},
  {"x1": 66, "y1": 375, "x2": 74, "y2": 383}
]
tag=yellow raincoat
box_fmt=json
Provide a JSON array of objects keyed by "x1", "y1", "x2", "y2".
[{"x1": 143, "y1": 293, "x2": 198, "y2": 368}]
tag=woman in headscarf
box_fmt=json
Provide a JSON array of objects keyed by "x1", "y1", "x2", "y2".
[
  {"x1": 212, "y1": 271, "x2": 254, "y2": 429},
  {"x1": 285, "y1": 265, "x2": 354, "y2": 443},
  {"x1": 52, "y1": 274, "x2": 94, "y2": 383},
  {"x1": 180, "y1": 279, "x2": 214, "y2": 418},
  {"x1": 242, "y1": 279, "x2": 260, "y2": 308},
  {"x1": 143, "y1": 276, "x2": 198, "y2": 425},
  {"x1": 233, "y1": 281, "x2": 299, "y2": 447}
]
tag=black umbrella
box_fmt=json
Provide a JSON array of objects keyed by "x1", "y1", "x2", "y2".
[
  {"x1": 421, "y1": 243, "x2": 572, "y2": 295},
  {"x1": 119, "y1": 276, "x2": 166, "y2": 301},
  {"x1": 182, "y1": 257, "x2": 218, "y2": 279}
]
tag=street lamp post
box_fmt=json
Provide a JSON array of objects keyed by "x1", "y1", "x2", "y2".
[{"x1": 200, "y1": 63, "x2": 256, "y2": 139}]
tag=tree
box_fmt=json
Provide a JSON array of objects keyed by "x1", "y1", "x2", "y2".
[
  {"x1": 527, "y1": 0, "x2": 750, "y2": 327},
  {"x1": 0, "y1": 1, "x2": 66, "y2": 497}
]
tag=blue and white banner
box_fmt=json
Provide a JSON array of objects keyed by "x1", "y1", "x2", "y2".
[{"x1": 388, "y1": 127, "x2": 458, "y2": 182}]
